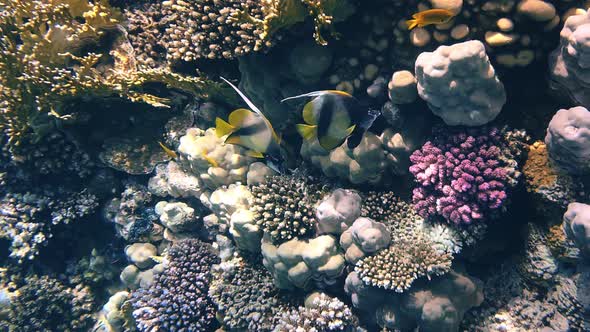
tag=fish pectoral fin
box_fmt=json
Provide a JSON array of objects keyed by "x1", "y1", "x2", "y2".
[
  {"x1": 246, "y1": 150, "x2": 265, "y2": 158},
  {"x1": 319, "y1": 135, "x2": 345, "y2": 151},
  {"x1": 215, "y1": 118, "x2": 235, "y2": 138},
  {"x1": 228, "y1": 108, "x2": 252, "y2": 126},
  {"x1": 296, "y1": 124, "x2": 318, "y2": 141}
]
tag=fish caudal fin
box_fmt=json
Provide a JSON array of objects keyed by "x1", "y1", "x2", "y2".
[
  {"x1": 215, "y1": 117, "x2": 235, "y2": 138},
  {"x1": 296, "y1": 124, "x2": 317, "y2": 141},
  {"x1": 406, "y1": 19, "x2": 418, "y2": 30}
]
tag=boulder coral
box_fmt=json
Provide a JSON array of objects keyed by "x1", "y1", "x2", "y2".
[
  {"x1": 545, "y1": 106, "x2": 590, "y2": 175},
  {"x1": 340, "y1": 217, "x2": 391, "y2": 264},
  {"x1": 415, "y1": 40, "x2": 506, "y2": 126},
  {"x1": 549, "y1": 11, "x2": 590, "y2": 108},
  {"x1": 261, "y1": 234, "x2": 346, "y2": 289},
  {"x1": 316, "y1": 189, "x2": 362, "y2": 235},
  {"x1": 563, "y1": 202, "x2": 590, "y2": 257}
]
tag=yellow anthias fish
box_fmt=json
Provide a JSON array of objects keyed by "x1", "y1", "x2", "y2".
[
  {"x1": 158, "y1": 141, "x2": 177, "y2": 159},
  {"x1": 215, "y1": 77, "x2": 284, "y2": 171},
  {"x1": 406, "y1": 9, "x2": 456, "y2": 30}
]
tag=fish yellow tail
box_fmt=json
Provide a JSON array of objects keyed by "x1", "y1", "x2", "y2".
[
  {"x1": 406, "y1": 19, "x2": 418, "y2": 30},
  {"x1": 296, "y1": 124, "x2": 317, "y2": 141},
  {"x1": 215, "y1": 117, "x2": 235, "y2": 138}
]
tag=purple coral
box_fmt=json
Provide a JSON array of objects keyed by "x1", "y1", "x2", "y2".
[{"x1": 409, "y1": 127, "x2": 520, "y2": 224}]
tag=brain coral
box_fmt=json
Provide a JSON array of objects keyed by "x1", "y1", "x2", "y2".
[
  {"x1": 415, "y1": 40, "x2": 506, "y2": 126},
  {"x1": 409, "y1": 126, "x2": 525, "y2": 224},
  {"x1": 130, "y1": 239, "x2": 220, "y2": 331},
  {"x1": 549, "y1": 10, "x2": 590, "y2": 108},
  {"x1": 545, "y1": 106, "x2": 590, "y2": 175}
]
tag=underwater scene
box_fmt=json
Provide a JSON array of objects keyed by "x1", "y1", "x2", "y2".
[{"x1": 1, "y1": 0, "x2": 590, "y2": 331}]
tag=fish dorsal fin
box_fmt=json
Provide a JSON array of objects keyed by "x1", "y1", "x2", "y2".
[
  {"x1": 296, "y1": 124, "x2": 318, "y2": 141},
  {"x1": 302, "y1": 101, "x2": 317, "y2": 125},
  {"x1": 246, "y1": 150, "x2": 265, "y2": 158},
  {"x1": 228, "y1": 108, "x2": 252, "y2": 126},
  {"x1": 281, "y1": 90, "x2": 354, "y2": 103},
  {"x1": 215, "y1": 117, "x2": 235, "y2": 138},
  {"x1": 220, "y1": 77, "x2": 265, "y2": 117}
]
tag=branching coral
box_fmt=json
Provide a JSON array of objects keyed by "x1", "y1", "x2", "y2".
[
  {"x1": 410, "y1": 126, "x2": 526, "y2": 224},
  {"x1": 250, "y1": 174, "x2": 326, "y2": 244},
  {"x1": 0, "y1": 0, "x2": 228, "y2": 151},
  {"x1": 274, "y1": 292, "x2": 359, "y2": 332},
  {"x1": 209, "y1": 259, "x2": 286, "y2": 331},
  {"x1": 354, "y1": 237, "x2": 453, "y2": 293},
  {"x1": 130, "y1": 238, "x2": 220, "y2": 332}
]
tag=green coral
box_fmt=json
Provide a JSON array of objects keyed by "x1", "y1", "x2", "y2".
[{"x1": 0, "y1": 0, "x2": 228, "y2": 152}]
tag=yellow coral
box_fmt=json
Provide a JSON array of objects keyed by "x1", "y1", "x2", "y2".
[
  {"x1": 522, "y1": 141, "x2": 559, "y2": 191},
  {"x1": 0, "y1": 0, "x2": 228, "y2": 150}
]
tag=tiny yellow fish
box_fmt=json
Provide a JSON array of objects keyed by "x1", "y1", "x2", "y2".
[
  {"x1": 406, "y1": 9, "x2": 456, "y2": 30},
  {"x1": 158, "y1": 141, "x2": 177, "y2": 159},
  {"x1": 201, "y1": 151, "x2": 219, "y2": 168}
]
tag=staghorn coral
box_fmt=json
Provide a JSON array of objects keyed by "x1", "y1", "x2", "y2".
[
  {"x1": 409, "y1": 126, "x2": 526, "y2": 224},
  {"x1": 250, "y1": 174, "x2": 326, "y2": 244},
  {"x1": 0, "y1": 0, "x2": 228, "y2": 151},
  {"x1": 354, "y1": 237, "x2": 453, "y2": 293},
  {"x1": 209, "y1": 259, "x2": 287, "y2": 331},
  {"x1": 545, "y1": 106, "x2": 590, "y2": 175},
  {"x1": 130, "y1": 238, "x2": 220, "y2": 332},
  {"x1": 0, "y1": 274, "x2": 95, "y2": 332},
  {"x1": 273, "y1": 292, "x2": 359, "y2": 332}
]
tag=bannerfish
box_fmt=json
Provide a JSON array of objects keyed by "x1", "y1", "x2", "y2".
[
  {"x1": 282, "y1": 90, "x2": 381, "y2": 151},
  {"x1": 406, "y1": 9, "x2": 455, "y2": 30},
  {"x1": 158, "y1": 141, "x2": 177, "y2": 159},
  {"x1": 215, "y1": 77, "x2": 284, "y2": 172}
]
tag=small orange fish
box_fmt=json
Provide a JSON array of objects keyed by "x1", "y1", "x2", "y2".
[
  {"x1": 406, "y1": 9, "x2": 456, "y2": 30},
  {"x1": 158, "y1": 141, "x2": 177, "y2": 159}
]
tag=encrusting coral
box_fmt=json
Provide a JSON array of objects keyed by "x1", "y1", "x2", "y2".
[{"x1": 130, "y1": 238, "x2": 220, "y2": 331}]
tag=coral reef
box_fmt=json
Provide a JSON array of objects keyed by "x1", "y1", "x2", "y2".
[
  {"x1": 340, "y1": 217, "x2": 391, "y2": 264},
  {"x1": 0, "y1": 274, "x2": 95, "y2": 332},
  {"x1": 410, "y1": 126, "x2": 526, "y2": 224},
  {"x1": 250, "y1": 174, "x2": 325, "y2": 244},
  {"x1": 316, "y1": 189, "x2": 362, "y2": 235},
  {"x1": 148, "y1": 161, "x2": 203, "y2": 198},
  {"x1": 209, "y1": 258, "x2": 287, "y2": 331},
  {"x1": 563, "y1": 202, "x2": 590, "y2": 257},
  {"x1": 130, "y1": 238, "x2": 220, "y2": 331},
  {"x1": 415, "y1": 40, "x2": 506, "y2": 126},
  {"x1": 549, "y1": 10, "x2": 590, "y2": 107},
  {"x1": 261, "y1": 234, "x2": 346, "y2": 289},
  {"x1": 354, "y1": 236, "x2": 453, "y2": 293},
  {"x1": 274, "y1": 292, "x2": 359, "y2": 331},
  {"x1": 545, "y1": 106, "x2": 590, "y2": 175}
]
